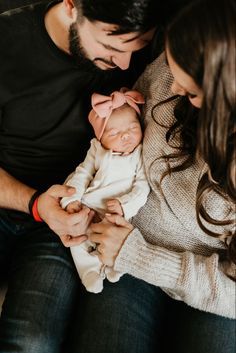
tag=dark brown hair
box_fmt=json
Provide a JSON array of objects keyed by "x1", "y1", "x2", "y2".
[{"x1": 155, "y1": 0, "x2": 236, "y2": 265}]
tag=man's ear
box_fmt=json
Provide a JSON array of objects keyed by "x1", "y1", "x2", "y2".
[{"x1": 63, "y1": 0, "x2": 77, "y2": 21}]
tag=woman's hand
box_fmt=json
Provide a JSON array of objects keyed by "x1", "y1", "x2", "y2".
[
  {"x1": 88, "y1": 214, "x2": 134, "y2": 266},
  {"x1": 106, "y1": 199, "x2": 124, "y2": 216},
  {"x1": 37, "y1": 185, "x2": 94, "y2": 247}
]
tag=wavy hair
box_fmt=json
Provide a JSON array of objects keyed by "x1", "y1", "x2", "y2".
[{"x1": 156, "y1": 0, "x2": 236, "y2": 265}]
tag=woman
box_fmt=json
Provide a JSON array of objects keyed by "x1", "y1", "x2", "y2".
[{"x1": 73, "y1": 0, "x2": 236, "y2": 352}]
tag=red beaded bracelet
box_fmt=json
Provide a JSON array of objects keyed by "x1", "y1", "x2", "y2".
[{"x1": 28, "y1": 191, "x2": 43, "y2": 222}]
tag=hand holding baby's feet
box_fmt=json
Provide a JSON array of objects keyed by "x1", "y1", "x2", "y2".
[{"x1": 106, "y1": 199, "x2": 123, "y2": 216}]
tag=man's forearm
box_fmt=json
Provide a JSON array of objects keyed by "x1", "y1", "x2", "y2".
[{"x1": 0, "y1": 168, "x2": 35, "y2": 213}]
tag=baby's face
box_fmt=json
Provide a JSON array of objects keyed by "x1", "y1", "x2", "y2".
[{"x1": 101, "y1": 105, "x2": 142, "y2": 153}]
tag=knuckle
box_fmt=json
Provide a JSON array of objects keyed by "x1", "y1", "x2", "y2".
[{"x1": 48, "y1": 184, "x2": 57, "y2": 193}]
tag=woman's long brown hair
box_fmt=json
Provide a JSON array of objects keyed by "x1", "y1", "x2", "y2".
[{"x1": 155, "y1": 0, "x2": 236, "y2": 265}]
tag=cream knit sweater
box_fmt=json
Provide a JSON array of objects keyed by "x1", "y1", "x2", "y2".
[{"x1": 114, "y1": 54, "x2": 236, "y2": 319}]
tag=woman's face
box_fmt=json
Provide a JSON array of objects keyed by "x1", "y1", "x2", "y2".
[{"x1": 166, "y1": 46, "x2": 203, "y2": 108}]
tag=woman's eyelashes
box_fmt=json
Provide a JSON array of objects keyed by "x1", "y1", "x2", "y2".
[{"x1": 187, "y1": 93, "x2": 197, "y2": 99}]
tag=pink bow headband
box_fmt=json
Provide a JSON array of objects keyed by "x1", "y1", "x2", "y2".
[{"x1": 88, "y1": 89, "x2": 145, "y2": 140}]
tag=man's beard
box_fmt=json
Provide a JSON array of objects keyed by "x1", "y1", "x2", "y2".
[{"x1": 69, "y1": 23, "x2": 117, "y2": 76}]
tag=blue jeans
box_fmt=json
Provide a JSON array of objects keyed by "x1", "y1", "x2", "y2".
[
  {"x1": 69, "y1": 274, "x2": 236, "y2": 353},
  {"x1": 1, "y1": 209, "x2": 235, "y2": 353},
  {"x1": 0, "y1": 208, "x2": 79, "y2": 353}
]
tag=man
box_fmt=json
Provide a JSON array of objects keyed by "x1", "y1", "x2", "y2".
[{"x1": 0, "y1": 0, "x2": 188, "y2": 352}]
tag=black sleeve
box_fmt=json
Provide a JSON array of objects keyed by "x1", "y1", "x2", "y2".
[{"x1": 0, "y1": 0, "x2": 50, "y2": 13}]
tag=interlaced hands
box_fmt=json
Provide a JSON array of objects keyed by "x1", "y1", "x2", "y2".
[
  {"x1": 36, "y1": 184, "x2": 95, "y2": 247},
  {"x1": 87, "y1": 214, "x2": 134, "y2": 267}
]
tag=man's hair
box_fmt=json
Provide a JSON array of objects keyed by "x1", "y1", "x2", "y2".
[{"x1": 73, "y1": 0, "x2": 181, "y2": 34}]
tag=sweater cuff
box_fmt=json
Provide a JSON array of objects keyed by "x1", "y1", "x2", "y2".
[{"x1": 114, "y1": 228, "x2": 182, "y2": 289}]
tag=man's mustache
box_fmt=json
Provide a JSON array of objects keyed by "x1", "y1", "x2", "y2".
[{"x1": 93, "y1": 58, "x2": 117, "y2": 69}]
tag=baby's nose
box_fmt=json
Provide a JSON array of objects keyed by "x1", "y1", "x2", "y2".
[{"x1": 121, "y1": 132, "x2": 130, "y2": 140}]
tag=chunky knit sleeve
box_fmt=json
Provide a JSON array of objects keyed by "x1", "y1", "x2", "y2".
[{"x1": 114, "y1": 228, "x2": 235, "y2": 319}]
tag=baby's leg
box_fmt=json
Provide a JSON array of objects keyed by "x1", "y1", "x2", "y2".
[{"x1": 70, "y1": 241, "x2": 104, "y2": 293}]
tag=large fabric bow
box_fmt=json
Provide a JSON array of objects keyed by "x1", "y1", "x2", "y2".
[{"x1": 88, "y1": 89, "x2": 145, "y2": 140}]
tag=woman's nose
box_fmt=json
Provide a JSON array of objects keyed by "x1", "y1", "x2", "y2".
[{"x1": 171, "y1": 81, "x2": 186, "y2": 96}]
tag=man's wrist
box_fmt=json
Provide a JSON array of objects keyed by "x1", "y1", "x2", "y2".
[{"x1": 28, "y1": 190, "x2": 44, "y2": 222}]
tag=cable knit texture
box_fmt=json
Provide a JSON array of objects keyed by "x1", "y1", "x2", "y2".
[{"x1": 114, "y1": 53, "x2": 236, "y2": 319}]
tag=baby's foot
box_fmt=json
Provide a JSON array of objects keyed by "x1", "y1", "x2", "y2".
[
  {"x1": 83, "y1": 271, "x2": 104, "y2": 293},
  {"x1": 105, "y1": 268, "x2": 122, "y2": 283}
]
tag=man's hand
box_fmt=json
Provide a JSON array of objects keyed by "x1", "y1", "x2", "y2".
[
  {"x1": 106, "y1": 199, "x2": 123, "y2": 216},
  {"x1": 87, "y1": 214, "x2": 133, "y2": 266},
  {"x1": 37, "y1": 185, "x2": 94, "y2": 247}
]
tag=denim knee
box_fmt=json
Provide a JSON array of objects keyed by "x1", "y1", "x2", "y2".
[
  {"x1": 0, "y1": 335, "x2": 62, "y2": 353},
  {"x1": 0, "y1": 219, "x2": 79, "y2": 353}
]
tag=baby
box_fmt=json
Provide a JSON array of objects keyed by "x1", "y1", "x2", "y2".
[{"x1": 61, "y1": 89, "x2": 150, "y2": 293}]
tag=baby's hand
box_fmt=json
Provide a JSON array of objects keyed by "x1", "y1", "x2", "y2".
[
  {"x1": 106, "y1": 199, "x2": 123, "y2": 216},
  {"x1": 66, "y1": 200, "x2": 82, "y2": 214}
]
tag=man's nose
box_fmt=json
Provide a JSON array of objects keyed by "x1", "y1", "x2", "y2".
[
  {"x1": 171, "y1": 81, "x2": 186, "y2": 96},
  {"x1": 113, "y1": 52, "x2": 132, "y2": 70}
]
